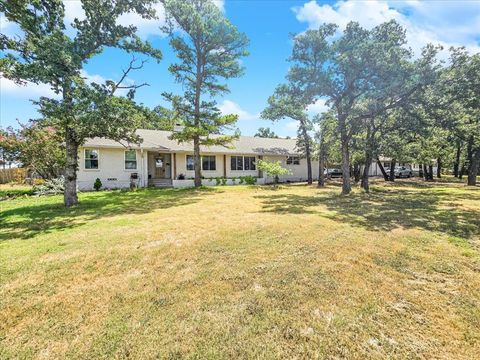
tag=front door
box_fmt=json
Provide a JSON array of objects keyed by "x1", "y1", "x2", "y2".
[
  {"x1": 155, "y1": 155, "x2": 166, "y2": 178},
  {"x1": 153, "y1": 154, "x2": 172, "y2": 179}
]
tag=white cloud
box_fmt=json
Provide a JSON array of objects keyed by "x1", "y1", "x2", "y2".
[
  {"x1": 0, "y1": 69, "x2": 131, "y2": 99},
  {"x1": 218, "y1": 100, "x2": 260, "y2": 121},
  {"x1": 0, "y1": 76, "x2": 58, "y2": 99},
  {"x1": 307, "y1": 98, "x2": 329, "y2": 115},
  {"x1": 293, "y1": 0, "x2": 480, "y2": 57}
]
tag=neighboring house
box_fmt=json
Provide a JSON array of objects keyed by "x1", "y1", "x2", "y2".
[
  {"x1": 78, "y1": 129, "x2": 319, "y2": 190},
  {"x1": 363, "y1": 158, "x2": 438, "y2": 177}
]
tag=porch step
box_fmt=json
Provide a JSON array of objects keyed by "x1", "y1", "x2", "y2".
[{"x1": 148, "y1": 179, "x2": 173, "y2": 188}]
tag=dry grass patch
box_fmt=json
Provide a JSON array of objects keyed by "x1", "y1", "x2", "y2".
[{"x1": 1, "y1": 181, "x2": 479, "y2": 359}]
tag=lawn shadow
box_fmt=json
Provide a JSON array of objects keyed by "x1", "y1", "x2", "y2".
[
  {"x1": 255, "y1": 185, "x2": 480, "y2": 239},
  {"x1": 0, "y1": 187, "x2": 219, "y2": 242}
]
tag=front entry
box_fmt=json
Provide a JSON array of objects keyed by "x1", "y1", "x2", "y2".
[{"x1": 150, "y1": 153, "x2": 171, "y2": 179}]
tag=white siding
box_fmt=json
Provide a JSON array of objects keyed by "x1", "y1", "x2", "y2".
[{"x1": 77, "y1": 147, "x2": 145, "y2": 190}]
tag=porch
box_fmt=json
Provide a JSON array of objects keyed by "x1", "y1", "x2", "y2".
[{"x1": 147, "y1": 152, "x2": 175, "y2": 188}]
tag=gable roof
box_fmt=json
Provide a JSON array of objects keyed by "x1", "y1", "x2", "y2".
[{"x1": 83, "y1": 129, "x2": 300, "y2": 156}]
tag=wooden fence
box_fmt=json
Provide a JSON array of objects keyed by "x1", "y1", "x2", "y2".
[{"x1": 0, "y1": 168, "x2": 27, "y2": 184}]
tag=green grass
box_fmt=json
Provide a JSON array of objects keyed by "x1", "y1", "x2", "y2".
[
  {"x1": 1, "y1": 179, "x2": 479, "y2": 359},
  {"x1": 0, "y1": 183, "x2": 34, "y2": 200}
]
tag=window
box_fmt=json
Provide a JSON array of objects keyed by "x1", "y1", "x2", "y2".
[
  {"x1": 244, "y1": 156, "x2": 256, "y2": 170},
  {"x1": 202, "y1": 156, "x2": 216, "y2": 171},
  {"x1": 186, "y1": 155, "x2": 194, "y2": 170},
  {"x1": 286, "y1": 156, "x2": 300, "y2": 165},
  {"x1": 85, "y1": 149, "x2": 99, "y2": 169},
  {"x1": 231, "y1": 156, "x2": 243, "y2": 171},
  {"x1": 125, "y1": 150, "x2": 137, "y2": 169}
]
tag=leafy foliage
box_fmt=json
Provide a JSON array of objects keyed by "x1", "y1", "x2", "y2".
[
  {"x1": 0, "y1": 122, "x2": 65, "y2": 179},
  {"x1": 254, "y1": 127, "x2": 278, "y2": 138},
  {"x1": 0, "y1": 0, "x2": 162, "y2": 206},
  {"x1": 33, "y1": 176, "x2": 65, "y2": 196},
  {"x1": 161, "y1": 0, "x2": 249, "y2": 187},
  {"x1": 94, "y1": 178, "x2": 102, "y2": 191},
  {"x1": 257, "y1": 159, "x2": 292, "y2": 184}
]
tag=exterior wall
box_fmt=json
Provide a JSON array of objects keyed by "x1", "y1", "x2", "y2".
[
  {"x1": 173, "y1": 153, "x2": 318, "y2": 183},
  {"x1": 175, "y1": 153, "x2": 225, "y2": 179},
  {"x1": 77, "y1": 147, "x2": 146, "y2": 190},
  {"x1": 263, "y1": 155, "x2": 319, "y2": 183},
  {"x1": 77, "y1": 148, "x2": 322, "y2": 190}
]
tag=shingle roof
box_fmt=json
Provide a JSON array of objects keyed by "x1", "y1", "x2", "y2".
[{"x1": 83, "y1": 129, "x2": 299, "y2": 156}]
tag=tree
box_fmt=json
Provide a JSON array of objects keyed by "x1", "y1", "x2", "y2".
[
  {"x1": 1, "y1": 0, "x2": 162, "y2": 206},
  {"x1": 161, "y1": 0, "x2": 249, "y2": 187},
  {"x1": 254, "y1": 127, "x2": 278, "y2": 138},
  {"x1": 1, "y1": 122, "x2": 65, "y2": 179},
  {"x1": 256, "y1": 159, "x2": 292, "y2": 185},
  {"x1": 445, "y1": 49, "x2": 480, "y2": 186},
  {"x1": 262, "y1": 84, "x2": 314, "y2": 184},
  {"x1": 143, "y1": 105, "x2": 178, "y2": 130},
  {"x1": 0, "y1": 128, "x2": 19, "y2": 169},
  {"x1": 288, "y1": 20, "x2": 440, "y2": 194}
]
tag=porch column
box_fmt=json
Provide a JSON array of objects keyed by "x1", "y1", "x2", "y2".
[
  {"x1": 142, "y1": 150, "x2": 148, "y2": 187},
  {"x1": 172, "y1": 153, "x2": 177, "y2": 180},
  {"x1": 223, "y1": 155, "x2": 227, "y2": 177}
]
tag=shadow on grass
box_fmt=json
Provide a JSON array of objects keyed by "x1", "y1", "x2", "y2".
[
  {"x1": 255, "y1": 186, "x2": 480, "y2": 239},
  {"x1": 0, "y1": 187, "x2": 218, "y2": 242}
]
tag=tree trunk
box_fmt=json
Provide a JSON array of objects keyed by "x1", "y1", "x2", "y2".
[
  {"x1": 64, "y1": 127, "x2": 78, "y2": 207},
  {"x1": 361, "y1": 161, "x2": 371, "y2": 192},
  {"x1": 362, "y1": 140, "x2": 373, "y2": 192},
  {"x1": 353, "y1": 163, "x2": 360, "y2": 183},
  {"x1": 193, "y1": 50, "x2": 203, "y2": 188},
  {"x1": 419, "y1": 165, "x2": 423, "y2": 178},
  {"x1": 377, "y1": 158, "x2": 388, "y2": 181},
  {"x1": 436, "y1": 157, "x2": 442, "y2": 178},
  {"x1": 423, "y1": 164, "x2": 433, "y2": 181},
  {"x1": 389, "y1": 159, "x2": 396, "y2": 181},
  {"x1": 318, "y1": 137, "x2": 326, "y2": 187},
  {"x1": 467, "y1": 147, "x2": 480, "y2": 186},
  {"x1": 466, "y1": 135, "x2": 473, "y2": 173},
  {"x1": 453, "y1": 141, "x2": 461, "y2": 177},
  {"x1": 305, "y1": 139, "x2": 312, "y2": 185},
  {"x1": 193, "y1": 136, "x2": 201, "y2": 187},
  {"x1": 339, "y1": 115, "x2": 351, "y2": 194}
]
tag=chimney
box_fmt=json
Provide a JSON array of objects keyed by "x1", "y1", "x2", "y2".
[{"x1": 173, "y1": 123, "x2": 184, "y2": 132}]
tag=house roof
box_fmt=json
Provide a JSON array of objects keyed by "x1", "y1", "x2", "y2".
[{"x1": 83, "y1": 129, "x2": 299, "y2": 156}]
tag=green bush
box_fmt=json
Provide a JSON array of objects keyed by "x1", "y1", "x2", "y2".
[
  {"x1": 240, "y1": 175, "x2": 257, "y2": 185},
  {"x1": 94, "y1": 178, "x2": 102, "y2": 191}
]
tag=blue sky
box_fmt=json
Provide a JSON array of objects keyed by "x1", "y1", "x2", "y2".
[{"x1": 1, "y1": 0, "x2": 479, "y2": 137}]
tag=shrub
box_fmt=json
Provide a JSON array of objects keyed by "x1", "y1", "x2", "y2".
[
  {"x1": 94, "y1": 178, "x2": 102, "y2": 191},
  {"x1": 33, "y1": 176, "x2": 65, "y2": 196},
  {"x1": 177, "y1": 173, "x2": 185, "y2": 180},
  {"x1": 231, "y1": 177, "x2": 237, "y2": 184},
  {"x1": 240, "y1": 175, "x2": 257, "y2": 185},
  {"x1": 257, "y1": 159, "x2": 292, "y2": 185}
]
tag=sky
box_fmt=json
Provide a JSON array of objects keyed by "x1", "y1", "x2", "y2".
[{"x1": 1, "y1": 0, "x2": 479, "y2": 138}]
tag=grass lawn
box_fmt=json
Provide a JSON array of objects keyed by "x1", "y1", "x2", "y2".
[
  {"x1": 0, "y1": 183, "x2": 34, "y2": 200},
  {"x1": 1, "y1": 179, "x2": 479, "y2": 359}
]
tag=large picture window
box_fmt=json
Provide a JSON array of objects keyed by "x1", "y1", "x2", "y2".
[
  {"x1": 202, "y1": 156, "x2": 216, "y2": 171},
  {"x1": 125, "y1": 150, "x2": 137, "y2": 169},
  {"x1": 85, "y1": 149, "x2": 99, "y2": 169},
  {"x1": 186, "y1": 155, "x2": 194, "y2": 170},
  {"x1": 231, "y1": 156, "x2": 243, "y2": 171},
  {"x1": 244, "y1": 156, "x2": 256, "y2": 170},
  {"x1": 231, "y1": 156, "x2": 256, "y2": 171},
  {"x1": 286, "y1": 156, "x2": 300, "y2": 165}
]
